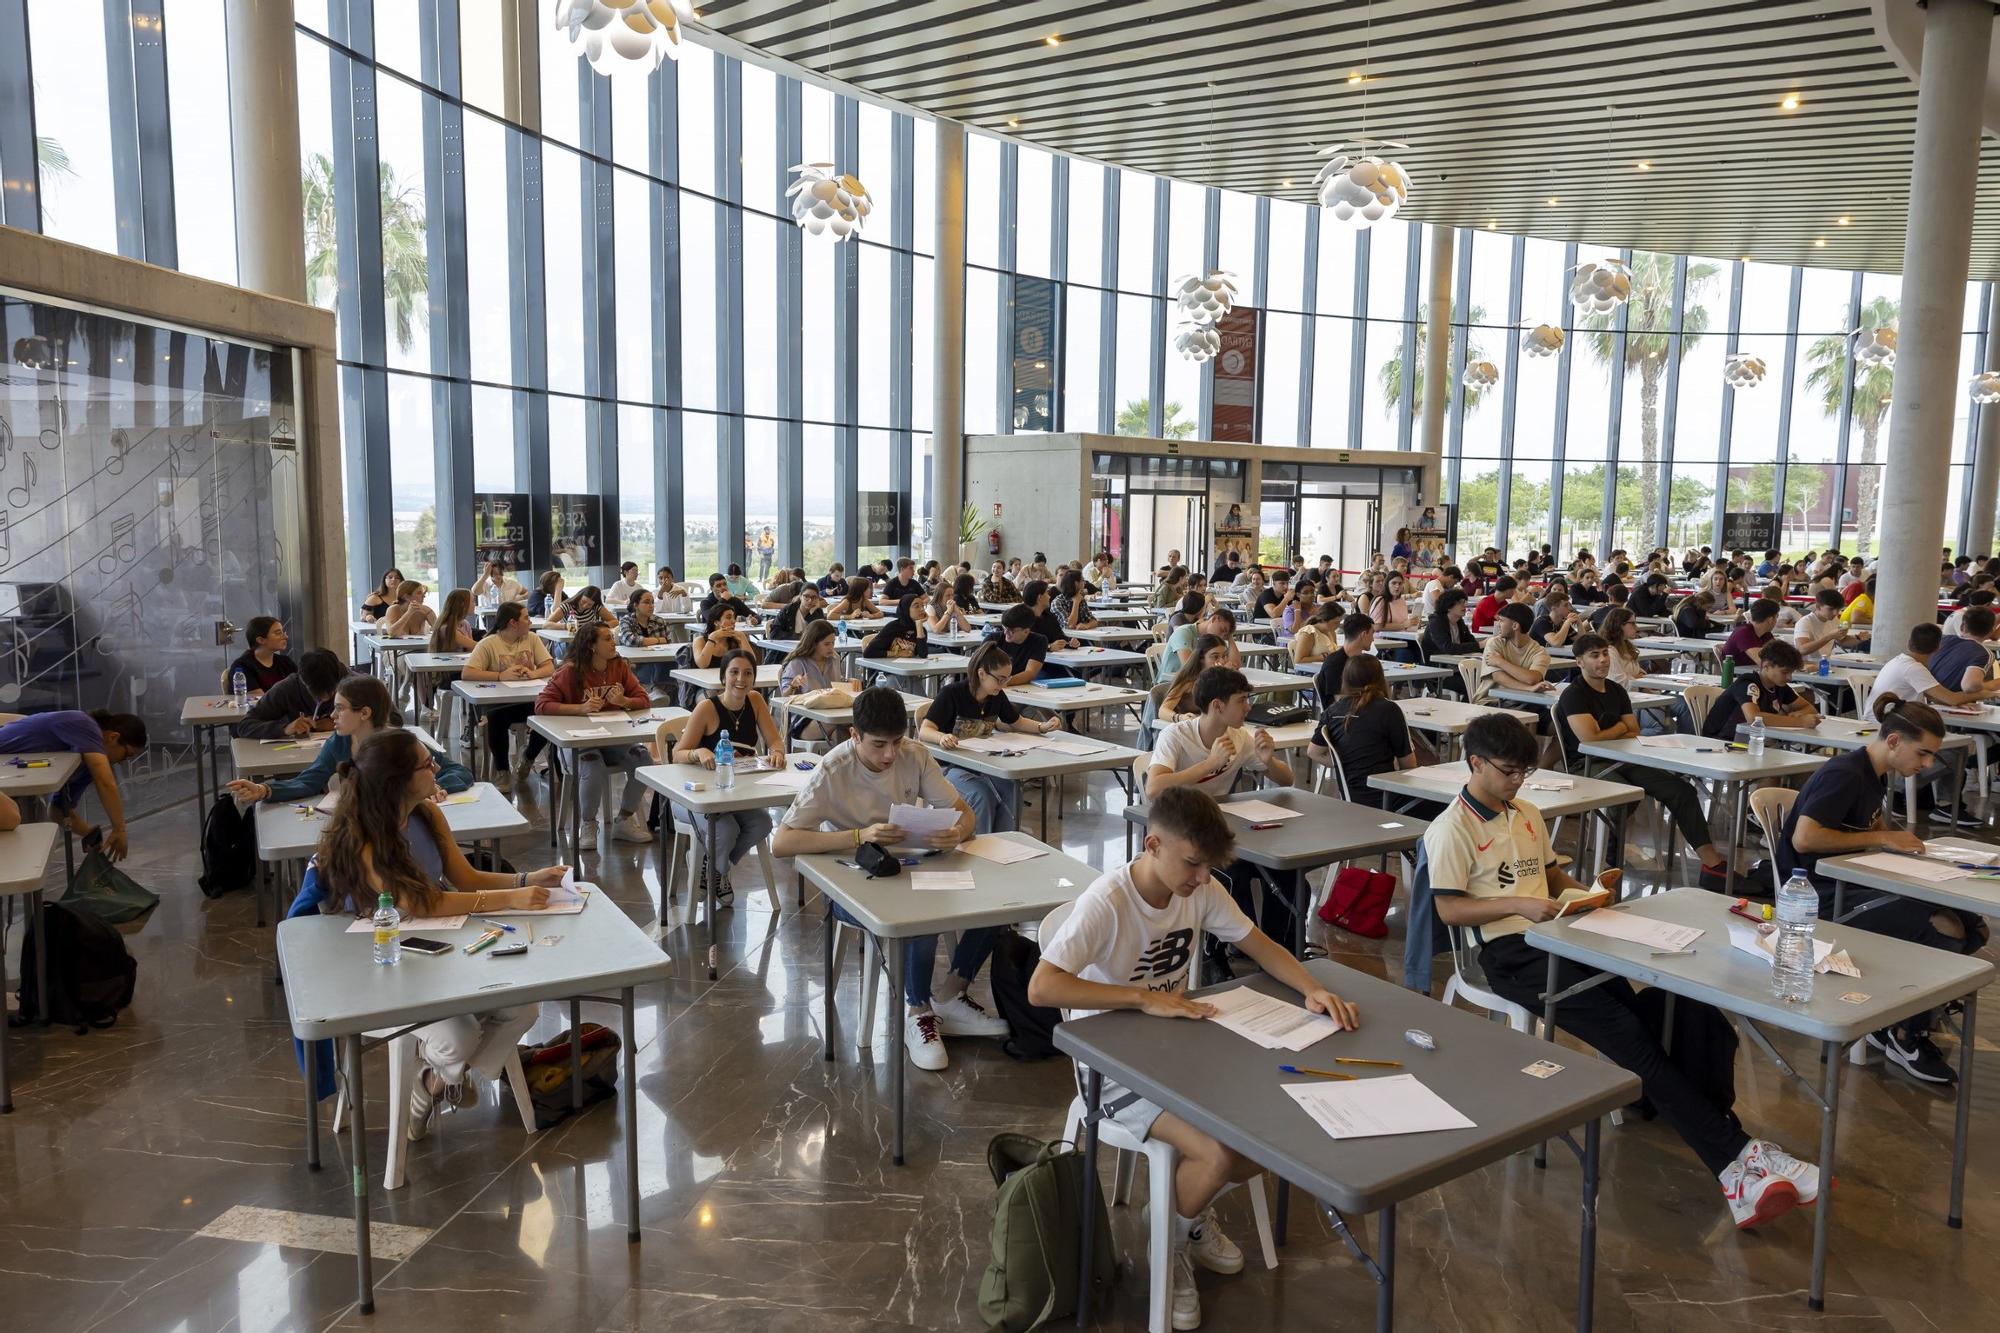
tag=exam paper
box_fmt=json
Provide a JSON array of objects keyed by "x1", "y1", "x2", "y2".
[
  {"x1": 1638, "y1": 734, "x2": 1723, "y2": 752},
  {"x1": 1923, "y1": 839, "x2": 2000, "y2": 867},
  {"x1": 756, "y1": 766, "x2": 816, "y2": 791},
  {"x1": 960, "y1": 835, "x2": 1047, "y2": 865},
  {"x1": 1282, "y1": 1074, "x2": 1475, "y2": 1141},
  {"x1": 1725, "y1": 918, "x2": 1859, "y2": 976},
  {"x1": 1845, "y1": 852, "x2": 1972, "y2": 882},
  {"x1": 1525, "y1": 777, "x2": 1576, "y2": 791},
  {"x1": 1223, "y1": 799, "x2": 1305, "y2": 824},
  {"x1": 957, "y1": 734, "x2": 1038, "y2": 755},
  {"x1": 346, "y1": 914, "x2": 468, "y2": 933},
  {"x1": 1567, "y1": 910, "x2": 1705, "y2": 952},
  {"x1": 1200, "y1": 986, "x2": 1339, "y2": 1051},
  {"x1": 1039, "y1": 734, "x2": 1111, "y2": 756},
  {"x1": 567, "y1": 726, "x2": 611, "y2": 739},
  {"x1": 890, "y1": 803, "x2": 961, "y2": 838},
  {"x1": 911, "y1": 871, "x2": 977, "y2": 892}
]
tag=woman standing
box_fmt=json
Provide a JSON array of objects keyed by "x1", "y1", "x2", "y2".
[
  {"x1": 314, "y1": 728, "x2": 567, "y2": 1138},
  {"x1": 672, "y1": 649, "x2": 786, "y2": 905}
]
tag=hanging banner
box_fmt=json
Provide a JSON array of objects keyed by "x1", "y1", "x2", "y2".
[
  {"x1": 1011, "y1": 276, "x2": 1058, "y2": 432},
  {"x1": 858, "y1": 491, "x2": 903, "y2": 548},
  {"x1": 1210, "y1": 307, "x2": 1259, "y2": 442},
  {"x1": 472, "y1": 492, "x2": 531, "y2": 572},
  {"x1": 1719, "y1": 511, "x2": 1778, "y2": 552},
  {"x1": 550, "y1": 493, "x2": 603, "y2": 571}
]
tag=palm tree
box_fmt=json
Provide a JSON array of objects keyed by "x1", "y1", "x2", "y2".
[
  {"x1": 1377, "y1": 304, "x2": 1490, "y2": 418},
  {"x1": 1804, "y1": 296, "x2": 1897, "y2": 556},
  {"x1": 35, "y1": 134, "x2": 73, "y2": 222},
  {"x1": 301, "y1": 151, "x2": 431, "y2": 352},
  {"x1": 1582, "y1": 253, "x2": 1720, "y2": 536},
  {"x1": 1115, "y1": 398, "x2": 1195, "y2": 439}
]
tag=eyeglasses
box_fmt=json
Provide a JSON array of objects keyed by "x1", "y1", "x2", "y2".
[{"x1": 1475, "y1": 757, "x2": 1537, "y2": 781}]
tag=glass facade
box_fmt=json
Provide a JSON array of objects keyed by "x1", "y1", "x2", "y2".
[{"x1": 3, "y1": 4, "x2": 1995, "y2": 617}]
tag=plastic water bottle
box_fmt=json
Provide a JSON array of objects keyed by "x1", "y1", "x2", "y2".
[
  {"x1": 232, "y1": 668, "x2": 249, "y2": 711},
  {"x1": 1818, "y1": 649, "x2": 1831, "y2": 678},
  {"x1": 372, "y1": 892, "x2": 402, "y2": 966},
  {"x1": 1747, "y1": 716, "x2": 1765, "y2": 757},
  {"x1": 837, "y1": 617, "x2": 849, "y2": 642},
  {"x1": 714, "y1": 730, "x2": 736, "y2": 791},
  {"x1": 1772, "y1": 873, "x2": 1818, "y2": 1003}
]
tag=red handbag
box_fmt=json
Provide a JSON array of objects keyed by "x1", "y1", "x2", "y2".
[{"x1": 1316, "y1": 867, "x2": 1398, "y2": 939}]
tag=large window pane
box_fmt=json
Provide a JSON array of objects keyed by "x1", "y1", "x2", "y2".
[
  {"x1": 1317, "y1": 218, "x2": 1358, "y2": 317},
  {"x1": 543, "y1": 146, "x2": 585, "y2": 394},
  {"x1": 1067, "y1": 162, "x2": 1105, "y2": 287},
  {"x1": 1117, "y1": 169, "x2": 1155, "y2": 294},
  {"x1": 375, "y1": 76, "x2": 433, "y2": 372},
  {"x1": 683, "y1": 413, "x2": 719, "y2": 576},
  {"x1": 1673, "y1": 256, "x2": 1731, "y2": 465},
  {"x1": 742, "y1": 63, "x2": 778, "y2": 214},
  {"x1": 464, "y1": 112, "x2": 514, "y2": 384},
  {"x1": 1361, "y1": 319, "x2": 1405, "y2": 451},
  {"x1": 677, "y1": 42, "x2": 716, "y2": 196},
  {"x1": 549, "y1": 396, "x2": 587, "y2": 492},
  {"x1": 388, "y1": 371, "x2": 437, "y2": 583},
  {"x1": 1261, "y1": 313, "x2": 1303, "y2": 445},
  {"x1": 1790, "y1": 268, "x2": 1854, "y2": 466},
  {"x1": 860, "y1": 102, "x2": 893, "y2": 234},
  {"x1": 744, "y1": 420, "x2": 780, "y2": 580},
  {"x1": 1066, "y1": 287, "x2": 1103, "y2": 430},
  {"x1": 539, "y1": 20, "x2": 580, "y2": 145},
  {"x1": 803, "y1": 425, "x2": 837, "y2": 571},
  {"x1": 1367, "y1": 221, "x2": 1410, "y2": 320},
  {"x1": 913, "y1": 255, "x2": 934, "y2": 431},
  {"x1": 614, "y1": 170, "x2": 657, "y2": 403},
  {"x1": 1016, "y1": 144, "x2": 1052, "y2": 278},
  {"x1": 29, "y1": 0, "x2": 117, "y2": 253},
  {"x1": 1217, "y1": 189, "x2": 1258, "y2": 298},
  {"x1": 472, "y1": 385, "x2": 516, "y2": 490},
  {"x1": 619, "y1": 404, "x2": 658, "y2": 569},
  {"x1": 680, "y1": 192, "x2": 718, "y2": 410},
  {"x1": 1267, "y1": 199, "x2": 1308, "y2": 314},
  {"x1": 1115, "y1": 295, "x2": 1155, "y2": 432},
  {"x1": 743, "y1": 212, "x2": 779, "y2": 417},
  {"x1": 1310, "y1": 316, "x2": 1353, "y2": 446},
  {"x1": 913, "y1": 117, "x2": 935, "y2": 255},
  {"x1": 965, "y1": 267, "x2": 999, "y2": 434},
  {"x1": 164, "y1": 0, "x2": 236, "y2": 284},
  {"x1": 858, "y1": 244, "x2": 892, "y2": 426},
  {"x1": 1167, "y1": 179, "x2": 1205, "y2": 292},
  {"x1": 857, "y1": 429, "x2": 896, "y2": 566},
  {"x1": 967, "y1": 133, "x2": 1001, "y2": 267},
  {"x1": 801, "y1": 216, "x2": 834, "y2": 422}
]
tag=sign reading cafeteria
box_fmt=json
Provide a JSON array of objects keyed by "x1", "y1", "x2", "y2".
[{"x1": 858, "y1": 490, "x2": 903, "y2": 547}]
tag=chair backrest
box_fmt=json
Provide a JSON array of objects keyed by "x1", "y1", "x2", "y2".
[
  {"x1": 1749, "y1": 787, "x2": 1798, "y2": 893},
  {"x1": 650, "y1": 714, "x2": 687, "y2": 762},
  {"x1": 1037, "y1": 901, "x2": 1073, "y2": 945},
  {"x1": 1681, "y1": 684, "x2": 1722, "y2": 735},
  {"x1": 1457, "y1": 657, "x2": 1487, "y2": 704},
  {"x1": 1313, "y1": 745, "x2": 1353, "y2": 802}
]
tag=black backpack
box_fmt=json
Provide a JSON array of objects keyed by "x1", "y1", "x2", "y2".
[
  {"x1": 17, "y1": 901, "x2": 137, "y2": 1030},
  {"x1": 198, "y1": 794, "x2": 258, "y2": 899},
  {"x1": 1627, "y1": 986, "x2": 1743, "y2": 1133},
  {"x1": 673, "y1": 643, "x2": 702, "y2": 708},
  {"x1": 988, "y1": 928, "x2": 1062, "y2": 1061}
]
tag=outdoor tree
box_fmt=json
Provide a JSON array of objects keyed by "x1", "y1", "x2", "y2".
[
  {"x1": 302, "y1": 151, "x2": 431, "y2": 352},
  {"x1": 1115, "y1": 398, "x2": 1195, "y2": 439},
  {"x1": 1378, "y1": 303, "x2": 1490, "y2": 419},
  {"x1": 1804, "y1": 296, "x2": 1898, "y2": 556}
]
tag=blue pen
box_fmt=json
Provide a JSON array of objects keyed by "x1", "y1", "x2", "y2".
[
  {"x1": 1278, "y1": 1064, "x2": 1356, "y2": 1080},
  {"x1": 477, "y1": 917, "x2": 518, "y2": 933}
]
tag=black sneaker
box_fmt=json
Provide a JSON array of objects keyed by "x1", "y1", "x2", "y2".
[{"x1": 1869, "y1": 1027, "x2": 1958, "y2": 1086}]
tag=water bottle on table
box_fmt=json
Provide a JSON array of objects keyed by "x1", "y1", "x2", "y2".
[
  {"x1": 1747, "y1": 716, "x2": 1765, "y2": 756},
  {"x1": 1817, "y1": 649, "x2": 1831, "y2": 678},
  {"x1": 372, "y1": 891, "x2": 402, "y2": 966},
  {"x1": 1772, "y1": 872, "x2": 1818, "y2": 1003},
  {"x1": 232, "y1": 668, "x2": 249, "y2": 711},
  {"x1": 714, "y1": 730, "x2": 736, "y2": 791}
]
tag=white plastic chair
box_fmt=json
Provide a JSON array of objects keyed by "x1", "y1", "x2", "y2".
[
  {"x1": 1748, "y1": 787, "x2": 1798, "y2": 895},
  {"x1": 1042, "y1": 902, "x2": 1277, "y2": 1333},
  {"x1": 1441, "y1": 922, "x2": 1534, "y2": 1033},
  {"x1": 331, "y1": 1032, "x2": 537, "y2": 1190},
  {"x1": 649, "y1": 717, "x2": 783, "y2": 918}
]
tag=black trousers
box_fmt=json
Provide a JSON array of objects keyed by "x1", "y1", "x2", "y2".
[
  {"x1": 1480, "y1": 935, "x2": 1749, "y2": 1177},
  {"x1": 485, "y1": 703, "x2": 548, "y2": 768},
  {"x1": 1214, "y1": 859, "x2": 1301, "y2": 945}
]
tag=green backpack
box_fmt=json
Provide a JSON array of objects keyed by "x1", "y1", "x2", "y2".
[{"x1": 978, "y1": 1132, "x2": 1117, "y2": 1332}]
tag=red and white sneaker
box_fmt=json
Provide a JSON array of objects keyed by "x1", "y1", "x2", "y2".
[{"x1": 1721, "y1": 1139, "x2": 1814, "y2": 1229}]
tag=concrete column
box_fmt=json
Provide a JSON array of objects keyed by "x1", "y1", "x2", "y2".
[
  {"x1": 1417, "y1": 223, "x2": 1454, "y2": 508},
  {"x1": 227, "y1": 0, "x2": 306, "y2": 301},
  {"x1": 1968, "y1": 287, "x2": 2000, "y2": 557},
  {"x1": 1876, "y1": 0, "x2": 1993, "y2": 648},
  {"x1": 932, "y1": 119, "x2": 967, "y2": 565}
]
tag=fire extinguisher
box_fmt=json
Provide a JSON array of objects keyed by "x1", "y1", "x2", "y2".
[{"x1": 989, "y1": 527, "x2": 1002, "y2": 556}]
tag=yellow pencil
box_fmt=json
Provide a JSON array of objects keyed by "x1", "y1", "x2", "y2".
[{"x1": 1331, "y1": 1057, "x2": 1403, "y2": 1068}]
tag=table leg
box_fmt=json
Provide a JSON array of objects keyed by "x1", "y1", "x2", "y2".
[
  {"x1": 1274, "y1": 1178, "x2": 1289, "y2": 1246},
  {"x1": 32, "y1": 876, "x2": 50, "y2": 1027},
  {"x1": 569, "y1": 999, "x2": 584, "y2": 1112},
  {"x1": 1373, "y1": 1202, "x2": 1396, "y2": 1333},
  {"x1": 1577, "y1": 1116, "x2": 1600, "y2": 1332},
  {"x1": 303, "y1": 1033, "x2": 319, "y2": 1168},
  {"x1": 344, "y1": 1034, "x2": 375, "y2": 1314},
  {"x1": 1536, "y1": 950, "x2": 1560, "y2": 1170},
  {"x1": 705, "y1": 818, "x2": 719, "y2": 981},
  {"x1": 888, "y1": 937, "x2": 906, "y2": 1166},
  {"x1": 1950, "y1": 991, "x2": 1977, "y2": 1228},
  {"x1": 208, "y1": 725, "x2": 223, "y2": 800},
  {"x1": 1950, "y1": 745, "x2": 1967, "y2": 827},
  {"x1": 1809, "y1": 1038, "x2": 1841, "y2": 1311},
  {"x1": 192, "y1": 726, "x2": 208, "y2": 836},
  {"x1": 1725, "y1": 780, "x2": 1745, "y2": 898},
  {"x1": 622, "y1": 986, "x2": 640, "y2": 1243},
  {"x1": 822, "y1": 905, "x2": 835, "y2": 1061},
  {"x1": 1074, "y1": 1067, "x2": 1103, "y2": 1328},
  {"x1": 569, "y1": 754, "x2": 583, "y2": 861}
]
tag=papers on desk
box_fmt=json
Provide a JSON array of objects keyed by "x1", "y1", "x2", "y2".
[
  {"x1": 890, "y1": 803, "x2": 961, "y2": 839},
  {"x1": 1525, "y1": 777, "x2": 1575, "y2": 791},
  {"x1": 1201, "y1": 986, "x2": 1339, "y2": 1051},
  {"x1": 1039, "y1": 734, "x2": 1111, "y2": 756},
  {"x1": 1726, "y1": 918, "x2": 1859, "y2": 976},
  {"x1": 1567, "y1": 909, "x2": 1705, "y2": 952},
  {"x1": 438, "y1": 791, "x2": 480, "y2": 806},
  {"x1": 1282, "y1": 1074, "x2": 1475, "y2": 1141},
  {"x1": 1923, "y1": 839, "x2": 2000, "y2": 867},
  {"x1": 1844, "y1": 851, "x2": 1976, "y2": 882},
  {"x1": 488, "y1": 872, "x2": 595, "y2": 916},
  {"x1": 957, "y1": 734, "x2": 1035, "y2": 755},
  {"x1": 347, "y1": 914, "x2": 468, "y2": 933},
  {"x1": 756, "y1": 765, "x2": 816, "y2": 791},
  {"x1": 565, "y1": 726, "x2": 613, "y2": 739},
  {"x1": 1222, "y1": 799, "x2": 1304, "y2": 824},
  {"x1": 1638, "y1": 734, "x2": 1724, "y2": 752},
  {"x1": 961, "y1": 834, "x2": 1047, "y2": 864},
  {"x1": 911, "y1": 871, "x2": 977, "y2": 892}
]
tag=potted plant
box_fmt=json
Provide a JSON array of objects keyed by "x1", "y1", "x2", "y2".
[{"x1": 957, "y1": 502, "x2": 988, "y2": 566}]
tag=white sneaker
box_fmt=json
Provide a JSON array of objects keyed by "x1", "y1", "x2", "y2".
[
  {"x1": 931, "y1": 992, "x2": 1010, "y2": 1038},
  {"x1": 1752, "y1": 1139, "x2": 1823, "y2": 1205},
  {"x1": 575, "y1": 819, "x2": 599, "y2": 853},
  {"x1": 904, "y1": 1011, "x2": 948, "y2": 1071},
  {"x1": 1169, "y1": 1245, "x2": 1201, "y2": 1330},
  {"x1": 611, "y1": 812, "x2": 652, "y2": 844},
  {"x1": 1721, "y1": 1139, "x2": 1805, "y2": 1229},
  {"x1": 1186, "y1": 1206, "x2": 1244, "y2": 1275}
]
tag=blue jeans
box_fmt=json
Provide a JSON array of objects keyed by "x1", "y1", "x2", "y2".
[
  {"x1": 827, "y1": 902, "x2": 998, "y2": 1008},
  {"x1": 946, "y1": 768, "x2": 1018, "y2": 834},
  {"x1": 697, "y1": 809, "x2": 773, "y2": 868}
]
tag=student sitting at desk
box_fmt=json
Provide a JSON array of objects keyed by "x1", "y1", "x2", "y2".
[
  {"x1": 1478, "y1": 604, "x2": 1550, "y2": 703},
  {"x1": 672, "y1": 649, "x2": 786, "y2": 906},
  {"x1": 1556, "y1": 634, "x2": 1734, "y2": 889},
  {"x1": 1311, "y1": 613, "x2": 1381, "y2": 708},
  {"x1": 428, "y1": 589, "x2": 479, "y2": 656},
  {"x1": 983, "y1": 561, "x2": 1022, "y2": 605},
  {"x1": 1924, "y1": 605, "x2": 2000, "y2": 702},
  {"x1": 1793, "y1": 589, "x2": 1861, "y2": 659},
  {"x1": 1422, "y1": 588, "x2": 1479, "y2": 668},
  {"x1": 1051, "y1": 568, "x2": 1101, "y2": 634},
  {"x1": 919, "y1": 642, "x2": 1061, "y2": 834},
  {"x1": 227, "y1": 616, "x2": 298, "y2": 695},
  {"x1": 237, "y1": 649, "x2": 349, "y2": 740},
  {"x1": 359, "y1": 566, "x2": 404, "y2": 622},
  {"x1": 534, "y1": 622, "x2": 654, "y2": 848},
  {"x1": 227, "y1": 675, "x2": 473, "y2": 806},
  {"x1": 315, "y1": 728, "x2": 567, "y2": 1140},
  {"x1": 1528, "y1": 588, "x2": 1589, "y2": 650},
  {"x1": 617, "y1": 589, "x2": 677, "y2": 688},
  {"x1": 1156, "y1": 635, "x2": 1231, "y2": 722},
  {"x1": 1840, "y1": 576, "x2": 1876, "y2": 631},
  {"x1": 558, "y1": 585, "x2": 611, "y2": 635},
  {"x1": 529, "y1": 570, "x2": 568, "y2": 620},
  {"x1": 779, "y1": 620, "x2": 848, "y2": 694},
  {"x1": 606, "y1": 561, "x2": 643, "y2": 606},
  {"x1": 382, "y1": 580, "x2": 436, "y2": 638},
  {"x1": 1429, "y1": 713, "x2": 1821, "y2": 1228},
  {"x1": 1671, "y1": 590, "x2": 1716, "y2": 640},
  {"x1": 862, "y1": 594, "x2": 931, "y2": 660},
  {"x1": 1030, "y1": 785, "x2": 1359, "y2": 1331},
  {"x1": 1720, "y1": 598, "x2": 1779, "y2": 667},
  {"x1": 1308, "y1": 654, "x2": 1419, "y2": 807},
  {"x1": 691, "y1": 605, "x2": 756, "y2": 668},
  {"x1": 1699, "y1": 640, "x2": 1818, "y2": 740},
  {"x1": 989, "y1": 605, "x2": 1052, "y2": 687},
  {"x1": 925, "y1": 576, "x2": 977, "y2": 636},
  {"x1": 826, "y1": 576, "x2": 882, "y2": 621},
  {"x1": 772, "y1": 688, "x2": 1008, "y2": 1070},
  {"x1": 1160, "y1": 604, "x2": 1239, "y2": 683},
  {"x1": 1777, "y1": 694, "x2": 1989, "y2": 1085},
  {"x1": 471, "y1": 560, "x2": 527, "y2": 605},
  {"x1": 0, "y1": 709, "x2": 145, "y2": 862},
  {"x1": 461, "y1": 603, "x2": 556, "y2": 791},
  {"x1": 1628, "y1": 572, "x2": 1673, "y2": 619},
  {"x1": 1288, "y1": 601, "x2": 1343, "y2": 668},
  {"x1": 768, "y1": 582, "x2": 827, "y2": 642},
  {"x1": 1147, "y1": 667, "x2": 1296, "y2": 971}
]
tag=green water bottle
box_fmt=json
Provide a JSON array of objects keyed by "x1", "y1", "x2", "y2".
[{"x1": 1719, "y1": 656, "x2": 1735, "y2": 688}]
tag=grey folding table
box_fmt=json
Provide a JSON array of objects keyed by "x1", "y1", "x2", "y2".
[
  {"x1": 858, "y1": 651, "x2": 970, "y2": 695},
  {"x1": 1816, "y1": 848, "x2": 2000, "y2": 922},
  {"x1": 1526, "y1": 888, "x2": 1992, "y2": 1311},
  {"x1": 276, "y1": 903, "x2": 668, "y2": 1314},
  {"x1": 777, "y1": 688, "x2": 929, "y2": 736},
  {"x1": 1059, "y1": 963, "x2": 1638, "y2": 1332},
  {"x1": 0, "y1": 822, "x2": 59, "y2": 1107},
  {"x1": 669, "y1": 663, "x2": 785, "y2": 694},
  {"x1": 921, "y1": 734, "x2": 1144, "y2": 841},
  {"x1": 1369, "y1": 761, "x2": 1640, "y2": 873},
  {"x1": 1121, "y1": 788, "x2": 1430, "y2": 956},
  {"x1": 1491, "y1": 683, "x2": 1676, "y2": 714},
  {"x1": 796, "y1": 832, "x2": 1095, "y2": 1164},
  {"x1": 1739, "y1": 714, "x2": 1973, "y2": 825},
  {"x1": 179, "y1": 694, "x2": 247, "y2": 832},
  {"x1": 1003, "y1": 680, "x2": 1149, "y2": 734},
  {"x1": 528, "y1": 709, "x2": 689, "y2": 860},
  {"x1": 450, "y1": 678, "x2": 549, "y2": 781},
  {"x1": 0, "y1": 751, "x2": 82, "y2": 891}
]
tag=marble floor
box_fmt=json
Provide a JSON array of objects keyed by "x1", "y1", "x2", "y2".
[{"x1": 2, "y1": 742, "x2": 1999, "y2": 1333}]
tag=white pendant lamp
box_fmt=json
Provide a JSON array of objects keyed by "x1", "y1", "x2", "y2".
[
  {"x1": 1462, "y1": 360, "x2": 1499, "y2": 389},
  {"x1": 1724, "y1": 353, "x2": 1767, "y2": 388},
  {"x1": 786, "y1": 162, "x2": 874, "y2": 242},
  {"x1": 1174, "y1": 324, "x2": 1221, "y2": 363},
  {"x1": 1569, "y1": 259, "x2": 1633, "y2": 315},
  {"x1": 552, "y1": 1, "x2": 690, "y2": 76},
  {"x1": 1522, "y1": 324, "x2": 1565, "y2": 358}
]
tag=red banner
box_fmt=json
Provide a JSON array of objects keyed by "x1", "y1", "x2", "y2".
[{"x1": 1210, "y1": 307, "x2": 1259, "y2": 442}]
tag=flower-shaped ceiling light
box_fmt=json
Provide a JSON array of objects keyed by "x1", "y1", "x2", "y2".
[
  {"x1": 786, "y1": 162, "x2": 873, "y2": 241},
  {"x1": 1724, "y1": 353, "x2": 1767, "y2": 389},
  {"x1": 1175, "y1": 324, "x2": 1221, "y2": 363},
  {"x1": 1313, "y1": 148, "x2": 1411, "y2": 229},
  {"x1": 552, "y1": 0, "x2": 690, "y2": 76},
  {"x1": 1569, "y1": 259, "x2": 1633, "y2": 315},
  {"x1": 1462, "y1": 360, "x2": 1499, "y2": 390},
  {"x1": 1971, "y1": 371, "x2": 2000, "y2": 404},
  {"x1": 1522, "y1": 324, "x2": 1565, "y2": 358},
  {"x1": 1174, "y1": 271, "x2": 1238, "y2": 326},
  {"x1": 1854, "y1": 326, "x2": 1898, "y2": 368}
]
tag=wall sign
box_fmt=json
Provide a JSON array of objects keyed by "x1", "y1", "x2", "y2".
[{"x1": 858, "y1": 490, "x2": 903, "y2": 548}]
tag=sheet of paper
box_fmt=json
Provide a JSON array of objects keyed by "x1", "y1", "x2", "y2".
[
  {"x1": 890, "y1": 803, "x2": 961, "y2": 838},
  {"x1": 1638, "y1": 734, "x2": 1723, "y2": 751},
  {"x1": 756, "y1": 766, "x2": 815, "y2": 791},
  {"x1": 1845, "y1": 852, "x2": 1973, "y2": 882},
  {"x1": 438, "y1": 791, "x2": 480, "y2": 806},
  {"x1": 960, "y1": 834, "x2": 1047, "y2": 864},
  {"x1": 1923, "y1": 839, "x2": 2000, "y2": 867},
  {"x1": 1526, "y1": 777, "x2": 1576, "y2": 791},
  {"x1": 957, "y1": 734, "x2": 1038, "y2": 755},
  {"x1": 1567, "y1": 910, "x2": 1705, "y2": 952},
  {"x1": 1282, "y1": 1074, "x2": 1475, "y2": 1141},
  {"x1": 1039, "y1": 734, "x2": 1111, "y2": 755},
  {"x1": 347, "y1": 914, "x2": 468, "y2": 933},
  {"x1": 1200, "y1": 986, "x2": 1339, "y2": 1051},
  {"x1": 567, "y1": 726, "x2": 611, "y2": 739},
  {"x1": 487, "y1": 879, "x2": 595, "y2": 916},
  {"x1": 1223, "y1": 798, "x2": 1305, "y2": 824},
  {"x1": 911, "y1": 871, "x2": 977, "y2": 892}
]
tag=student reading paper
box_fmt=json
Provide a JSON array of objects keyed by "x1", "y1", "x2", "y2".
[{"x1": 1031, "y1": 786, "x2": 1359, "y2": 1332}]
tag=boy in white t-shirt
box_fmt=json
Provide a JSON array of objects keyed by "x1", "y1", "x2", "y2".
[{"x1": 1032, "y1": 786, "x2": 1359, "y2": 1332}]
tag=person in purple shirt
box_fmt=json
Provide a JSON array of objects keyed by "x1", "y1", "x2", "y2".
[
  {"x1": 0, "y1": 709, "x2": 147, "y2": 861},
  {"x1": 1721, "y1": 598, "x2": 1779, "y2": 668}
]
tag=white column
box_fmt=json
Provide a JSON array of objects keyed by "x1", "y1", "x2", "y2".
[
  {"x1": 1418, "y1": 223, "x2": 1454, "y2": 508},
  {"x1": 1875, "y1": 0, "x2": 1994, "y2": 646},
  {"x1": 227, "y1": 0, "x2": 306, "y2": 301},
  {"x1": 931, "y1": 119, "x2": 967, "y2": 566},
  {"x1": 1968, "y1": 288, "x2": 2000, "y2": 556}
]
